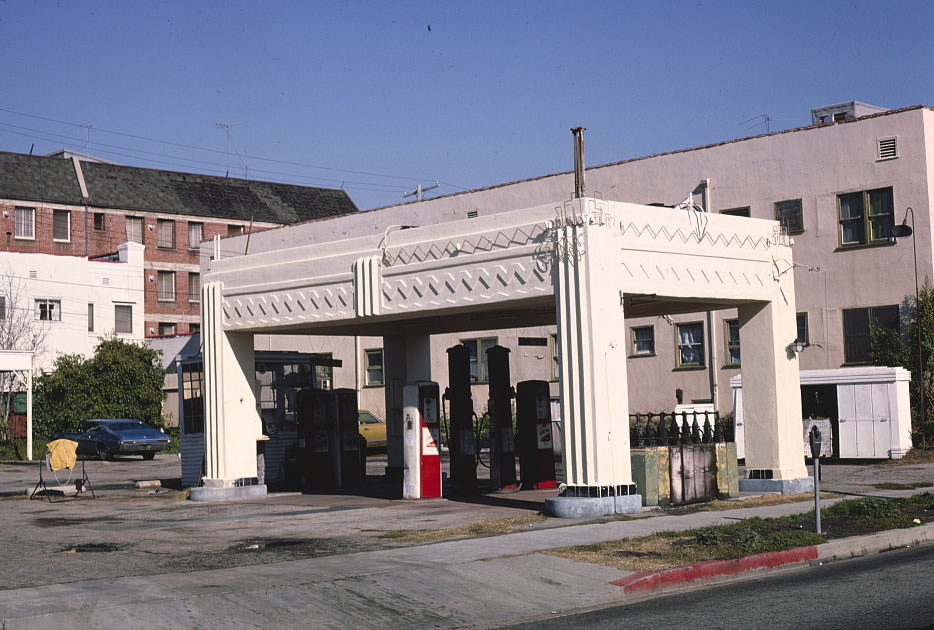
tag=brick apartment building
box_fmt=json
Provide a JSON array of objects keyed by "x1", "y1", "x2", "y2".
[{"x1": 0, "y1": 151, "x2": 358, "y2": 337}]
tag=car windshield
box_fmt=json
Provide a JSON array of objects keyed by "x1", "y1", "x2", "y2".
[
  {"x1": 359, "y1": 412, "x2": 381, "y2": 425},
  {"x1": 107, "y1": 421, "x2": 145, "y2": 431}
]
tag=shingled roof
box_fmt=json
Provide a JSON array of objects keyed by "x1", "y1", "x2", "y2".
[{"x1": 0, "y1": 151, "x2": 358, "y2": 223}]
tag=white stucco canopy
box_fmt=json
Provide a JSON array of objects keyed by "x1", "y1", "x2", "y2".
[{"x1": 197, "y1": 197, "x2": 811, "y2": 508}]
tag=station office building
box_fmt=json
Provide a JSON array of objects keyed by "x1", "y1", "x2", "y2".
[{"x1": 211, "y1": 102, "x2": 933, "y2": 421}]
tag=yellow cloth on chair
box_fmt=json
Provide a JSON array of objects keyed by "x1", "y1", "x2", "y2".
[{"x1": 47, "y1": 439, "x2": 78, "y2": 472}]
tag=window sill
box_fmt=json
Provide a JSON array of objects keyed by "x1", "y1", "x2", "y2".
[
  {"x1": 157, "y1": 298, "x2": 177, "y2": 303},
  {"x1": 157, "y1": 246, "x2": 176, "y2": 250},
  {"x1": 834, "y1": 241, "x2": 896, "y2": 252},
  {"x1": 628, "y1": 353, "x2": 656, "y2": 359},
  {"x1": 53, "y1": 239, "x2": 71, "y2": 244},
  {"x1": 363, "y1": 383, "x2": 384, "y2": 389},
  {"x1": 673, "y1": 365, "x2": 706, "y2": 372},
  {"x1": 14, "y1": 235, "x2": 35, "y2": 241},
  {"x1": 722, "y1": 364, "x2": 741, "y2": 370}
]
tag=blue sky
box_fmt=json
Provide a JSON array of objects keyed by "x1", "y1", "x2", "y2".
[{"x1": 1, "y1": 1, "x2": 931, "y2": 209}]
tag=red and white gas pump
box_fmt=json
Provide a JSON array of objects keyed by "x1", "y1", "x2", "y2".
[{"x1": 403, "y1": 381, "x2": 442, "y2": 499}]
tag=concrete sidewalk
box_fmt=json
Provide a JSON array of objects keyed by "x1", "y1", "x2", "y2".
[{"x1": 1, "y1": 457, "x2": 933, "y2": 628}]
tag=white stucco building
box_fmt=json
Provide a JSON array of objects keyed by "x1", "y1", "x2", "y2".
[{"x1": 2, "y1": 242, "x2": 145, "y2": 370}]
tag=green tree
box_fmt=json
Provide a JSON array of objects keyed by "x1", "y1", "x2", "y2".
[
  {"x1": 871, "y1": 280, "x2": 934, "y2": 444},
  {"x1": 34, "y1": 338, "x2": 164, "y2": 437}
]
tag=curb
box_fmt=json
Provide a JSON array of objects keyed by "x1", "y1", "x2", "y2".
[{"x1": 610, "y1": 522, "x2": 934, "y2": 595}]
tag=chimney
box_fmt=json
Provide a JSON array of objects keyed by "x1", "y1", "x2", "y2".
[{"x1": 571, "y1": 126, "x2": 586, "y2": 199}]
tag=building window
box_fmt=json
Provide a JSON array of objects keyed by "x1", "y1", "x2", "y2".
[
  {"x1": 14, "y1": 207, "x2": 35, "y2": 239},
  {"x1": 313, "y1": 353, "x2": 334, "y2": 388},
  {"x1": 93, "y1": 213, "x2": 105, "y2": 231},
  {"x1": 461, "y1": 337, "x2": 497, "y2": 383},
  {"x1": 157, "y1": 219, "x2": 175, "y2": 249},
  {"x1": 721, "y1": 207, "x2": 750, "y2": 217},
  {"x1": 774, "y1": 199, "x2": 804, "y2": 235},
  {"x1": 796, "y1": 312, "x2": 809, "y2": 345},
  {"x1": 188, "y1": 222, "x2": 203, "y2": 249},
  {"x1": 114, "y1": 304, "x2": 133, "y2": 334},
  {"x1": 35, "y1": 299, "x2": 61, "y2": 321},
  {"x1": 838, "y1": 187, "x2": 894, "y2": 247},
  {"x1": 53, "y1": 209, "x2": 71, "y2": 242},
  {"x1": 365, "y1": 349, "x2": 384, "y2": 386},
  {"x1": 125, "y1": 216, "x2": 143, "y2": 244},
  {"x1": 676, "y1": 322, "x2": 705, "y2": 368},
  {"x1": 158, "y1": 322, "x2": 176, "y2": 336},
  {"x1": 228, "y1": 224, "x2": 244, "y2": 236},
  {"x1": 188, "y1": 273, "x2": 200, "y2": 303},
  {"x1": 551, "y1": 333, "x2": 559, "y2": 381},
  {"x1": 88, "y1": 303, "x2": 94, "y2": 332},
  {"x1": 0, "y1": 295, "x2": 6, "y2": 320},
  {"x1": 843, "y1": 305, "x2": 898, "y2": 364},
  {"x1": 724, "y1": 319, "x2": 741, "y2": 366},
  {"x1": 157, "y1": 271, "x2": 176, "y2": 302},
  {"x1": 631, "y1": 325, "x2": 655, "y2": 356},
  {"x1": 189, "y1": 323, "x2": 200, "y2": 334}
]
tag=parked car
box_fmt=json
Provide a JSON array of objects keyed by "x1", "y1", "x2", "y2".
[
  {"x1": 52, "y1": 419, "x2": 170, "y2": 460},
  {"x1": 358, "y1": 410, "x2": 386, "y2": 450}
]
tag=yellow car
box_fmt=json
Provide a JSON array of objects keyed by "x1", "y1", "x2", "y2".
[{"x1": 358, "y1": 410, "x2": 386, "y2": 450}]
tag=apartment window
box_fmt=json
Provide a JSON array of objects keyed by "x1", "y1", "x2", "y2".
[
  {"x1": 551, "y1": 333, "x2": 559, "y2": 381},
  {"x1": 188, "y1": 222, "x2": 204, "y2": 249},
  {"x1": 53, "y1": 209, "x2": 70, "y2": 241},
  {"x1": 676, "y1": 322, "x2": 705, "y2": 368},
  {"x1": 721, "y1": 207, "x2": 750, "y2": 217},
  {"x1": 796, "y1": 312, "x2": 809, "y2": 345},
  {"x1": 365, "y1": 349, "x2": 384, "y2": 386},
  {"x1": 843, "y1": 305, "x2": 899, "y2": 364},
  {"x1": 157, "y1": 219, "x2": 175, "y2": 249},
  {"x1": 724, "y1": 319, "x2": 741, "y2": 366},
  {"x1": 93, "y1": 213, "x2": 105, "y2": 231},
  {"x1": 461, "y1": 337, "x2": 497, "y2": 383},
  {"x1": 228, "y1": 224, "x2": 244, "y2": 236},
  {"x1": 125, "y1": 216, "x2": 143, "y2": 244},
  {"x1": 181, "y1": 362, "x2": 205, "y2": 434},
  {"x1": 114, "y1": 304, "x2": 133, "y2": 334},
  {"x1": 14, "y1": 207, "x2": 35, "y2": 239},
  {"x1": 158, "y1": 322, "x2": 176, "y2": 336},
  {"x1": 87, "y1": 303, "x2": 94, "y2": 332},
  {"x1": 189, "y1": 323, "x2": 200, "y2": 334},
  {"x1": 631, "y1": 325, "x2": 655, "y2": 356},
  {"x1": 35, "y1": 299, "x2": 61, "y2": 321},
  {"x1": 774, "y1": 199, "x2": 804, "y2": 235},
  {"x1": 157, "y1": 271, "x2": 176, "y2": 302},
  {"x1": 838, "y1": 187, "x2": 894, "y2": 246},
  {"x1": 188, "y1": 273, "x2": 200, "y2": 303}
]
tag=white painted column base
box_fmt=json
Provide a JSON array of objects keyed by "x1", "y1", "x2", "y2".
[
  {"x1": 738, "y1": 477, "x2": 814, "y2": 494},
  {"x1": 190, "y1": 479, "x2": 267, "y2": 501},
  {"x1": 546, "y1": 492, "x2": 642, "y2": 518}
]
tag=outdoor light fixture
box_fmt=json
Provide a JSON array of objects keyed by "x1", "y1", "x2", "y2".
[
  {"x1": 788, "y1": 339, "x2": 807, "y2": 354},
  {"x1": 892, "y1": 207, "x2": 925, "y2": 445}
]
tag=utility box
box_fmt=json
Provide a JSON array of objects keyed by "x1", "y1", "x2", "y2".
[
  {"x1": 731, "y1": 367, "x2": 912, "y2": 460},
  {"x1": 631, "y1": 447, "x2": 670, "y2": 507}
]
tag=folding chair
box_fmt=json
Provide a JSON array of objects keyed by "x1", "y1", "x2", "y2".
[{"x1": 30, "y1": 439, "x2": 95, "y2": 502}]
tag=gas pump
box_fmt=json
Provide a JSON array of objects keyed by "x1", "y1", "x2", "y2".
[
  {"x1": 446, "y1": 345, "x2": 477, "y2": 495},
  {"x1": 516, "y1": 380, "x2": 556, "y2": 489},
  {"x1": 402, "y1": 381, "x2": 442, "y2": 499},
  {"x1": 296, "y1": 388, "x2": 338, "y2": 489},
  {"x1": 486, "y1": 345, "x2": 517, "y2": 491},
  {"x1": 335, "y1": 388, "x2": 362, "y2": 488}
]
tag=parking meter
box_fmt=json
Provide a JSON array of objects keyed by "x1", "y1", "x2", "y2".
[{"x1": 809, "y1": 425, "x2": 822, "y2": 534}]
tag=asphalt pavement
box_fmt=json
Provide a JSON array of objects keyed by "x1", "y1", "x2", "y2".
[{"x1": 0, "y1": 453, "x2": 933, "y2": 629}]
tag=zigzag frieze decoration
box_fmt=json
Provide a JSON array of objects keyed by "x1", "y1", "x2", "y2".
[
  {"x1": 380, "y1": 260, "x2": 550, "y2": 312},
  {"x1": 613, "y1": 220, "x2": 778, "y2": 251},
  {"x1": 615, "y1": 260, "x2": 772, "y2": 294},
  {"x1": 223, "y1": 285, "x2": 353, "y2": 327},
  {"x1": 384, "y1": 223, "x2": 551, "y2": 267}
]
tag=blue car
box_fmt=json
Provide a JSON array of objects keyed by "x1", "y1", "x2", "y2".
[{"x1": 53, "y1": 419, "x2": 170, "y2": 461}]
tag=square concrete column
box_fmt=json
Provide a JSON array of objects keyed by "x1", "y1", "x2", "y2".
[
  {"x1": 191, "y1": 280, "x2": 267, "y2": 501},
  {"x1": 547, "y1": 217, "x2": 641, "y2": 517},
  {"x1": 737, "y1": 299, "x2": 811, "y2": 492},
  {"x1": 383, "y1": 333, "x2": 432, "y2": 481}
]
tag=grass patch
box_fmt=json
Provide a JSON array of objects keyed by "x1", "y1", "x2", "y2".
[
  {"x1": 0, "y1": 438, "x2": 49, "y2": 461},
  {"x1": 877, "y1": 447, "x2": 934, "y2": 466},
  {"x1": 666, "y1": 491, "x2": 841, "y2": 514},
  {"x1": 873, "y1": 481, "x2": 934, "y2": 491},
  {"x1": 547, "y1": 494, "x2": 934, "y2": 573},
  {"x1": 382, "y1": 514, "x2": 547, "y2": 543}
]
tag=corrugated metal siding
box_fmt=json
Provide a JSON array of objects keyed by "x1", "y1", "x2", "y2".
[{"x1": 181, "y1": 434, "x2": 205, "y2": 487}]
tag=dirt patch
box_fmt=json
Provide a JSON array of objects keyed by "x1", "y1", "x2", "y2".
[
  {"x1": 232, "y1": 537, "x2": 372, "y2": 559},
  {"x1": 664, "y1": 491, "x2": 842, "y2": 514},
  {"x1": 60, "y1": 543, "x2": 123, "y2": 553},
  {"x1": 873, "y1": 481, "x2": 934, "y2": 490},
  {"x1": 383, "y1": 514, "x2": 547, "y2": 543},
  {"x1": 876, "y1": 447, "x2": 934, "y2": 466},
  {"x1": 34, "y1": 516, "x2": 119, "y2": 527}
]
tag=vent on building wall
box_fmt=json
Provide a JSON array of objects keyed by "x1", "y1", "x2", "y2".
[
  {"x1": 467, "y1": 210, "x2": 479, "y2": 219},
  {"x1": 29, "y1": 270, "x2": 37, "y2": 280},
  {"x1": 102, "y1": 277, "x2": 110, "y2": 286},
  {"x1": 878, "y1": 137, "x2": 897, "y2": 160}
]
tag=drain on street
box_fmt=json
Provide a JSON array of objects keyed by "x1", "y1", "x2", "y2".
[
  {"x1": 233, "y1": 537, "x2": 368, "y2": 557},
  {"x1": 60, "y1": 543, "x2": 122, "y2": 553}
]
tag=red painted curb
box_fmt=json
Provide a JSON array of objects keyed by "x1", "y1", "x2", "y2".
[{"x1": 610, "y1": 545, "x2": 819, "y2": 594}]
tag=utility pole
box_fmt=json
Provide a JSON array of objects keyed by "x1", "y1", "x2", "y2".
[
  {"x1": 403, "y1": 181, "x2": 439, "y2": 201},
  {"x1": 216, "y1": 122, "x2": 233, "y2": 174}
]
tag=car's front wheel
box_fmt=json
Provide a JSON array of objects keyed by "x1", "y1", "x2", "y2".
[
  {"x1": 96, "y1": 443, "x2": 111, "y2": 461},
  {"x1": 142, "y1": 452, "x2": 156, "y2": 460}
]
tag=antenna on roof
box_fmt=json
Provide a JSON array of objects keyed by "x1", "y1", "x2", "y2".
[
  {"x1": 403, "y1": 181, "x2": 440, "y2": 201},
  {"x1": 216, "y1": 122, "x2": 233, "y2": 174}
]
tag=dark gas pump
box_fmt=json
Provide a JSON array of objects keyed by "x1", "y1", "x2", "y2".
[
  {"x1": 446, "y1": 344, "x2": 477, "y2": 495},
  {"x1": 486, "y1": 345, "x2": 517, "y2": 491},
  {"x1": 336, "y1": 388, "x2": 363, "y2": 488},
  {"x1": 516, "y1": 380, "x2": 556, "y2": 489},
  {"x1": 296, "y1": 388, "x2": 338, "y2": 489}
]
